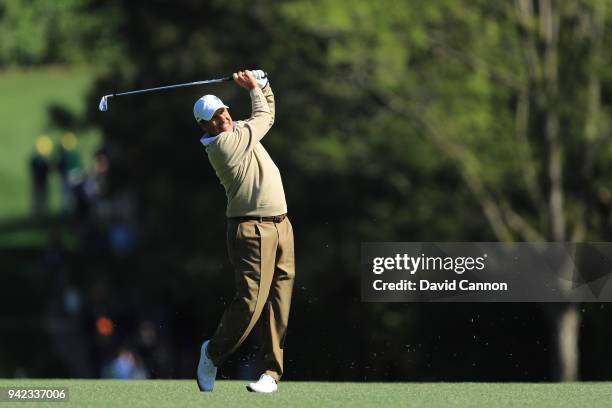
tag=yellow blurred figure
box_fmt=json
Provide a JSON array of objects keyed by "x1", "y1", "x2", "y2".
[
  {"x1": 35, "y1": 135, "x2": 54, "y2": 157},
  {"x1": 61, "y1": 132, "x2": 77, "y2": 150},
  {"x1": 31, "y1": 135, "x2": 53, "y2": 216}
]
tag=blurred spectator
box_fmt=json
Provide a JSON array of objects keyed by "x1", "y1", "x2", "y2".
[
  {"x1": 75, "y1": 148, "x2": 110, "y2": 254},
  {"x1": 30, "y1": 135, "x2": 53, "y2": 217},
  {"x1": 76, "y1": 147, "x2": 138, "y2": 255},
  {"x1": 85, "y1": 147, "x2": 109, "y2": 203},
  {"x1": 76, "y1": 147, "x2": 109, "y2": 220},
  {"x1": 57, "y1": 132, "x2": 84, "y2": 214},
  {"x1": 102, "y1": 348, "x2": 148, "y2": 379},
  {"x1": 108, "y1": 192, "x2": 137, "y2": 255}
]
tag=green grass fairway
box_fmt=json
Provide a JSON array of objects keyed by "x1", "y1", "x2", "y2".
[{"x1": 0, "y1": 380, "x2": 611, "y2": 407}]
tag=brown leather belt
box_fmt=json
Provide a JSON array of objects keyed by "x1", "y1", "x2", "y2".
[{"x1": 232, "y1": 213, "x2": 287, "y2": 223}]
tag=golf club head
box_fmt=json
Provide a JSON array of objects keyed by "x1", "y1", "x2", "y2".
[{"x1": 99, "y1": 95, "x2": 110, "y2": 112}]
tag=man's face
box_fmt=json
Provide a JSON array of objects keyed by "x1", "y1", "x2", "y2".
[{"x1": 204, "y1": 107, "x2": 232, "y2": 135}]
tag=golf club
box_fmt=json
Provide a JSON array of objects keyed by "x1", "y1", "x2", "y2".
[{"x1": 98, "y1": 70, "x2": 267, "y2": 112}]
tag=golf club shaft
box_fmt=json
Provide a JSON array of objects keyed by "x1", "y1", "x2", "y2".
[
  {"x1": 110, "y1": 76, "x2": 232, "y2": 98},
  {"x1": 99, "y1": 70, "x2": 266, "y2": 112}
]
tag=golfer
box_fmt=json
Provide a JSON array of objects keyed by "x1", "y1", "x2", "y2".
[{"x1": 194, "y1": 70, "x2": 295, "y2": 393}]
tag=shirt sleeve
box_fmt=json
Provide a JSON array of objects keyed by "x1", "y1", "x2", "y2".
[{"x1": 244, "y1": 85, "x2": 275, "y2": 143}]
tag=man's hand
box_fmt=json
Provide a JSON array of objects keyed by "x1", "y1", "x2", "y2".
[{"x1": 233, "y1": 70, "x2": 258, "y2": 90}]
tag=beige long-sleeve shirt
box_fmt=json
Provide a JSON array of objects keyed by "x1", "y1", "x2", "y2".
[{"x1": 201, "y1": 85, "x2": 287, "y2": 217}]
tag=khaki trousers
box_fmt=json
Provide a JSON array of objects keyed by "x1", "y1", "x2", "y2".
[{"x1": 207, "y1": 217, "x2": 295, "y2": 382}]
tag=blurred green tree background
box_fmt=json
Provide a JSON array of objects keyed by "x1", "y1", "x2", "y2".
[{"x1": 1, "y1": 0, "x2": 612, "y2": 381}]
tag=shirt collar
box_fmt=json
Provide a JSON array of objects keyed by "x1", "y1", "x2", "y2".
[
  {"x1": 199, "y1": 123, "x2": 237, "y2": 146},
  {"x1": 200, "y1": 134, "x2": 218, "y2": 146}
]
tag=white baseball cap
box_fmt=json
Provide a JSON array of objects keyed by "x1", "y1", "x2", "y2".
[{"x1": 193, "y1": 95, "x2": 229, "y2": 122}]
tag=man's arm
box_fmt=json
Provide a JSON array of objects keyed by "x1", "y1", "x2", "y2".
[
  {"x1": 260, "y1": 83, "x2": 275, "y2": 123},
  {"x1": 234, "y1": 70, "x2": 274, "y2": 143}
]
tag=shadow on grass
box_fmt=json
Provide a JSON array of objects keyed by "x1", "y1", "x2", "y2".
[{"x1": 0, "y1": 214, "x2": 77, "y2": 250}]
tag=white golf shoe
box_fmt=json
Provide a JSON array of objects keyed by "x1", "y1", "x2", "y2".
[
  {"x1": 246, "y1": 374, "x2": 278, "y2": 393},
  {"x1": 197, "y1": 340, "x2": 217, "y2": 392}
]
